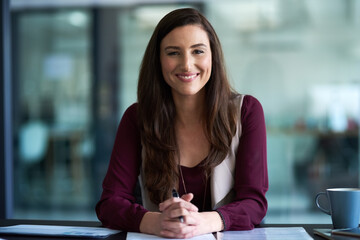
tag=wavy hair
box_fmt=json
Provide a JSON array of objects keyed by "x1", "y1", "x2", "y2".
[{"x1": 137, "y1": 8, "x2": 238, "y2": 204}]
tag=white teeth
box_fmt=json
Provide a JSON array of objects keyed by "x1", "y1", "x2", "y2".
[{"x1": 180, "y1": 74, "x2": 196, "y2": 79}]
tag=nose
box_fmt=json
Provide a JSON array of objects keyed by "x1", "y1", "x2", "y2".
[{"x1": 181, "y1": 53, "x2": 192, "y2": 71}]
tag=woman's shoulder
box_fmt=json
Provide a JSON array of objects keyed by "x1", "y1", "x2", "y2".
[
  {"x1": 230, "y1": 94, "x2": 264, "y2": 122},
  {"x1": 240, "y1": 95, "x2": 265, "y2": 123},
  {"x1": 231, "y1": 93, "x2": 262, "y2": 109},
  {"x1": 243, "y1": 95, "x2": 263, "y2": 108},
  {"x1": 120, "y1": 103, "x2": 139, "y2": 124},
  {"x1": 124, "y1": 102, "x2": 138, "y2": 115}
]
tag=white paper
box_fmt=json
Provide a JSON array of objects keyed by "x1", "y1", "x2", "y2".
[
  {"x1": 127, "y1": 232, "x2": 216, "y2": 240},
  {"x1": 0, "y1": 224, "x2": 121, "y2": 238},
  {"x1": 217, "y1": 227, "x2": 313, "y2": 240}
]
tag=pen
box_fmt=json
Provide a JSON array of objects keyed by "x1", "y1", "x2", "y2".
[{"x1": 172, "y1": 189, "x2": 184, "y2": 223}]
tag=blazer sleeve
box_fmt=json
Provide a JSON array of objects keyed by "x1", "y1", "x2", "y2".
[
  {"x1": 216, "y1": 95, "x2": 268, "y2": 230},
  {"x1": 95, "y1": 103, "x2": 148, "y2": 232}
]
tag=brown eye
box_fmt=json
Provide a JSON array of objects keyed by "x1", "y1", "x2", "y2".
[
  {"x1": 167, "y1": 51, "x2": 179, "y2": 56},
  {"x1": 193, "y1": 49, "x2": 204, "y2": 54}
]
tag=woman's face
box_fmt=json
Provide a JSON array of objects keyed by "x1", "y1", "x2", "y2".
[{"x1": 160, "y1": 24, "x2": 212, "y2": 99}]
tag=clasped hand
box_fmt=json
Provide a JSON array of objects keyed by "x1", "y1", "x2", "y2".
[{"x1": 157, "y1": 193, "x2": 203, "y2": 238}]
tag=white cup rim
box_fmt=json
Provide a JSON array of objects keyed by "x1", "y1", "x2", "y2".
[{"x1": 327, "y1": 188, "x2": 360, "y2": 191}]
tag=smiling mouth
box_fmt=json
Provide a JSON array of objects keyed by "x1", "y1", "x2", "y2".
[{"x1": 176, "y1": 73, "x2": 199, "y2": 81}]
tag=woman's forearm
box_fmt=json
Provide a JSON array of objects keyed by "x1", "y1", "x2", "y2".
[
  {"x1": 200, "y1": 211, "x2": 224, "y2": 233},
  {"x1": 139, "y1": 212, "x2": 162, "y2": 235}
]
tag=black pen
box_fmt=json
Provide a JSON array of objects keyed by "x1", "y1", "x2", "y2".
[{"x1": 172, "y1": 189, "x2": 184, "y2": 223}]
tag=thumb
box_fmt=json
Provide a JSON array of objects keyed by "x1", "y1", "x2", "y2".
[{"x1": 181, "y1": 193, "x2": 194, "y2": 202}]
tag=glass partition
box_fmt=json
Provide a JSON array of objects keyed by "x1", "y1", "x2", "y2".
[{"x1": 12, "y1": 9, "x2": 94, "y2": 220}]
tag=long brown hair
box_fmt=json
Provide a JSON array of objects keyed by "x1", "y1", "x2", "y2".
[{"x1": 137, "y1": 8, "x2": 238, "y2": 205}]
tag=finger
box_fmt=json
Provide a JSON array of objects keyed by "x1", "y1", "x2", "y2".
[
  {"x1": 180, "y1": 200, "x2": 198, "y2": 212},
  {"x1": 160, "y1": 229, "x2": 187, "y2": 239},
  {"x1": 181, "y1": 193, "x2": 194, "y2": 202},
  {"x1": 160, "y1": 224, "x2": 196, "y2": 238},
  {"x1": 168, "y1": 206, "x2": 189, "y2": 220},
  {"x1": 159, "y1": 218, "x2": 184, "y2": 235},
  {"x1": 159, "y1": 229, "x2": 179, "y2": 238},
  {"x1": 159, "y1": 198, "x2": 178, "y2": 212},
  {"x1": 183, "y1": 212, "x2": 200, "y2": 225},
  {"x1": 169, "y1": 208, "x2": 203, "y2": 226},
  {"x1": 159, "y1": 198, "x2": 198, "y2": 212},
  {"x1": 160, "y1": 203, "x2": 187, "y2": 222}
]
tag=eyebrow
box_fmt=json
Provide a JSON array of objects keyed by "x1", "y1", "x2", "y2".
[{"x1": 164, "y1": 43, "x2": 208, "y2": 50}]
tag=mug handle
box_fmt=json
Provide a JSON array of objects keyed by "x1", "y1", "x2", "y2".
[{"x1": 315, "y1": 192, "x2": 331, "y2": 215}]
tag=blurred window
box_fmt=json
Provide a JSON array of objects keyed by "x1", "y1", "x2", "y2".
[
  {"x1": 8, "y1": 0, "x2": 360, "y2": 223},
  {"x1": 12, "y1": 8, "x2": 94, "y2": 220}
]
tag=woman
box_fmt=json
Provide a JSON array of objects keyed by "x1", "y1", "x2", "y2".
[{"x1": 96, "y1": 8, "x2": 268, "y2": 238}]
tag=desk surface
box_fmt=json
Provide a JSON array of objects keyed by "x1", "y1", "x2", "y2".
[{"x1": 0, "y1": 219, "x2": 332, "y2": 239}]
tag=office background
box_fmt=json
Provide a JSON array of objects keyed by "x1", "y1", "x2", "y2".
[{"x1": 1, "y1": 0, "x2": 360, "y2": 224}]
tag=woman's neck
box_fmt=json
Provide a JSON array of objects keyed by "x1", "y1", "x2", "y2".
[{"x1": 173, "y1": 91, "x2": 206, "y2": 127}]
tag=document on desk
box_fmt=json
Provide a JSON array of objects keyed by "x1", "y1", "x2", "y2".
[
  {"x1": 127, "y1": 232, "x2": 216, "y2": 240},
  {"x1": 217, "y1": 227, "x2": 313, "y2": 240},
  {"x1": 0, "y1": 224, "x2": 121, "y2": 238}
]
